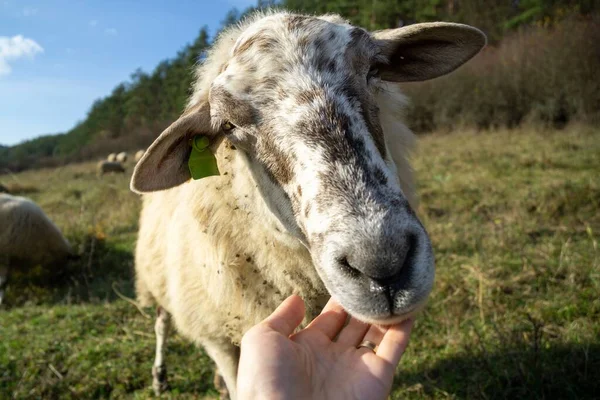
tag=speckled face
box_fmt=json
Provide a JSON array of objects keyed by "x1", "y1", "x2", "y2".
[{"x1": 208, "y1": 14, "x2": 434, "y2": 324}]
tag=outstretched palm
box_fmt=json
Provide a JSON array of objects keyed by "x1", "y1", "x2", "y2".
[{"x1": 237, "y1": 295, "x2": 413, "y2": 400}]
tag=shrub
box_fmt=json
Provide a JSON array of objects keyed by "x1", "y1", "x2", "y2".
[{"x1": 403, "y1": 16, "x2": 600, "y2": 132}]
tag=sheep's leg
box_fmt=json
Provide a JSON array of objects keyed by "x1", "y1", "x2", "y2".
[
  {"x1": 203, "y1": 339, "x2": 240, "y2": 400},
  {"x1": 0, "y1": 265, "x2": 8, "y2": 306},
  {"x1": 213, "y1": 368, "x2": 228, "y2": 400},
  {"x1": 152, "y1": 306, "x2": 171, "y2": 395}
]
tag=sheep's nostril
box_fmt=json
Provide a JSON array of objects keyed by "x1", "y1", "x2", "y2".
[{"x1": 337, "y1": 256, "x2": 361, "y2": 278}]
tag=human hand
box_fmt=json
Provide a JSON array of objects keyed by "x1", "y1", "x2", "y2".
[{"x1": 237, "y1": 295, "x2": 414, "y2": 400}]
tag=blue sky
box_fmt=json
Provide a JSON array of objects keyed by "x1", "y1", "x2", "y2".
[{"x1": 0, "y1": 0, "x2": 256, "y2": 146}]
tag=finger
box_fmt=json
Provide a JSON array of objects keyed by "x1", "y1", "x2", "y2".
[
  {"x1": 305, "y1": 296, "x2": 348, "y2": 340},
  {"x1": 263, "y1": 295, "x2": 306, "y2": 336},
  {"x1": 376, "y1": 318, "x2": 414, "y2": 366},
  {"x1": 336, "y1": 317, "x2": 370, "y2": 347},
  {"x1": 357, "y1": 325, "x2": 388, "y2": 354},
  {"x1": 363, "y1": 323, "x2": 387, "y2": 345}
]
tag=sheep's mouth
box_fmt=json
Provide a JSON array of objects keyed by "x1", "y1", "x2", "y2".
[
  {"x1": 312, "y1": 258, "x2": 434, "y2": 325},
  {"x1": 345, "y1": 298, "x2": 428, "y2": 325},
  {"x1": 338, "y1": 285, "x2": 430, "y2": 324}
]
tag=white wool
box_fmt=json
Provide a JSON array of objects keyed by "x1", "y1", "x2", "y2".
[
  {"x1": 0, "y1": 193, "x2": 72, "y2": 304},
  {"x1": 0, "y1": 193, "x2": 72, "y2": 265},
  {"x1": 138, "y1": 12, "x2": 421, "y2": 398},
  {"x1": 115, "y1": 152, "x2": 128, "y2": 163},
  {"x1": 96, "y1": 160, "x2": 125, "y2": 176}
]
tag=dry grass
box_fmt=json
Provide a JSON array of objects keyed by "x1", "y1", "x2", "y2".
[{"x1": 1, "y1": 126, "x2": 599, "y2": 399}]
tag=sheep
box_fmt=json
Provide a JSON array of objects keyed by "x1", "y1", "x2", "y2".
[
  {"x1": 96, "y1": 160, "x2": 125, "y2": 176},
  {"x1": 130, "y1": 11, "x2": 486, "y2": 398},
  {"x1": 116, "y1": 152, "x2": 128, "y2": 163},
  {"x1": 107, "y1": 153, "x2": 117, "y2": 162},
  {"x1": 134, "y1": 149, "x2": 145, "y2": 163},
  {"x1": 0, "y1": 193, "x2": 72, "y2": 305}
]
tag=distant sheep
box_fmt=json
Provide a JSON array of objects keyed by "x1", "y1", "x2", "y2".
[
  {"x1": 97, "y1": 160, "x2": 125, "y2": 176},
  {"x1": 134, "y1": 149, "x2": 145, "y2": 163},
  {"x1": 130, "y1": 11, "x2": 485, "y2": 398},
  {"x1": 107, "y1": 153, "x2": 117, "y2": 162},
  {"x1": 0, "y1": 193, "x2": 72, "y2": 305},
  {"x1": 116, "y1": 152, "x2": 128, "y2": 163}
]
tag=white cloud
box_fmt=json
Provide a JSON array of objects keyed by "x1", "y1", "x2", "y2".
[
  {"x1": 104, "y1": 27, "x2": 117, "y2": 36},
  {"x1": 0, "y1": 35, "x2": 43, "y2": 76},
  {"x1": 23, "y1": 6, "x2": 38, "y2": 16},
  {"x1": 89, "y1": 19, "x2": 98, "y2": 27}
]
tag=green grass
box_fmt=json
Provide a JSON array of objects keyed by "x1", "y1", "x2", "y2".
[{"x1": 1, "y1": 126, "x2": 599, "y2": 399}]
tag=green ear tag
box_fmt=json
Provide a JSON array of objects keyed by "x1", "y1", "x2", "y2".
[{"x1": 188, "y1": 135, "x2": 220, "y2": 180}]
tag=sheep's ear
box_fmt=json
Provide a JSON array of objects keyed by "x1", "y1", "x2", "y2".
[
  {"x1": 372, "y1": 22, "x2": 486, "y2": 82},
  {"x1": 131, "y1": 102, "x2": 217, "y2": 193}
]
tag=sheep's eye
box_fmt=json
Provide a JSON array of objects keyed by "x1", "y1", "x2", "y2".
[
  {"x1": 367, "y1": 67, "x2": 379, "y2": 81},
  {"x1": 222, "y1": 121, "x2": 235, "y2": 132}
]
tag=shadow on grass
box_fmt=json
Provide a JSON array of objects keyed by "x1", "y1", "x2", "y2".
[
  {"x1": 3, "y1": 234, "x2": 135, "y2": 309},
  {"x1": 394, "y1": 342, "x2": 600, "y2": 399}
]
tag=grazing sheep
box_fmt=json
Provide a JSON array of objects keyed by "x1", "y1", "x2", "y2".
[
  {"x1": 97, "y1": 160, "x2": 125, "y2": 176},
  {"x1": 131, "y1": 11, "x2": 486, "y2": 398},
  {"x1": 0, "y1": 193, "x2": 72, "y2": 305},
  {"x1": 107, "y1": 153, "x2": 117, "y2": 162},
  {"x1": 116, "y1": 152, "x2": 128, "y2": 163},
  {"x1": 134, "y1": 149, "x2": 145, "y2": 163}
]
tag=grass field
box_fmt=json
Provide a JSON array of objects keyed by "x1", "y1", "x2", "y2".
[{"x1": 1, "y1": 126, "x2": 599, "y2": 399}]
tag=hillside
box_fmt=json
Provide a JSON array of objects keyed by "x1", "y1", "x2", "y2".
[
  {"x1": 1, "y1": 0, "x2": 598, "y2": 172},
  {"x1": 1, "y1": 126, "x2": 598, "y2": 398}
]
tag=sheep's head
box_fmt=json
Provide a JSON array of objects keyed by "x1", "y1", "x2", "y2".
[{"x1": 131, "y1": 12, "x2": 486, "y2": 324}]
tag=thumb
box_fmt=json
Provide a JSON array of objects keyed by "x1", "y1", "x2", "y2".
[{"x1": 263, "y1": 295, "x2": 306, "y2": 336}]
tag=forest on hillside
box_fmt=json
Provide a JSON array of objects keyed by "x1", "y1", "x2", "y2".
[{"x1": 1, "y1": 0, "x2": 598, "y2": 172}]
